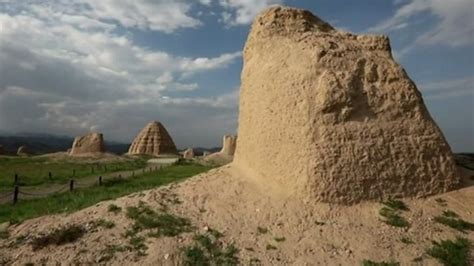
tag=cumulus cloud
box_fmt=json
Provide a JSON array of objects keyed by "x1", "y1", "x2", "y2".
[
  {"x1": 83, "y1": 0, "x2": 202, "y2": 33},
  {"x1": 420, "y1": 76, "x2": 474, "y2": 99},
  {"x1": 369, "y1": 0, "x2": 474, "y2": 47},
  {"x1": 0, "y1": 1, "x2": 240, "y2": 147},
  {"x1": 218, "y1": 0, "x2": 282, "y2": 25},
  {"x1": 180, "y1": 52, "x2": 242, "y2": 72},
  {"x1": 16, "y1": 0, "x2": 203, "y2": 33},
  {"x1": 199, "y1": 0, "x2": 213, "y2": 6}
]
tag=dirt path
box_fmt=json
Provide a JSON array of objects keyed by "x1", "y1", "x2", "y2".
[{"x1": 0, "y1": 159, "x2": 178, "y2": 204}]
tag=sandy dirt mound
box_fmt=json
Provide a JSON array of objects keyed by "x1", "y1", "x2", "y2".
[
  {"x1": 220, "y1": 135, "x2": 237, "y2": 156},
  {"x1": 70, "y1": 133, "x2": 105, "y2": 155},
  {"x1": 202, "y1": 152, "x2": 234, "y2": 166},
  {"x1": 234, "y1": 6, "x2": 459, "y2": 204},
  {"x1": 0, "y1": 165, "x2": 473, "y2": 265},
  {"x1": 16, "y1": 146, "x2": 29, "y2": 156},
  {"x1": 182, "y1": 148, "x2": 194, "y2": 159},
  {"x1": 201, "y1": 135, "x2": 237, "y2": 166}
]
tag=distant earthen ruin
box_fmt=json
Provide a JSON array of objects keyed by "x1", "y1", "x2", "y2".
[
  {"x1": 202, "y1": 135, "x2": 237, "y2": 165},
  {"x1": 220, "y1": 135, "x2": 237, "y2": 156},
  {"x1": 70, "y1": 133, "x2": 105, "y2": 155},
  {"x1": 183, "y1": 148, "x2": 194, "y2": 159},
  {"x1": 128, "y1": 121, "x2": 177, "y2": 156},
  {"x1": 17, "y1": 145, "x2": 29, "y2": 156},
  {"x1": 233, "y1": 6, "x2": 460, "y2": 204}
]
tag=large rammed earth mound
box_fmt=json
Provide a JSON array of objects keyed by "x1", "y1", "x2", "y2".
[
  {"x1": 233, "y1": 6, "x2": 460, "y2": 204},
  {"x1": 69, "y1": 133, "x2": 105, "y2": 155},
  {"x1": 128, "y1": 121, "x2": 177, "y2": 156}
]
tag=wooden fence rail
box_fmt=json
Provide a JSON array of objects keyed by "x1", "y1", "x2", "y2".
[{"x1": 3, "y1": 165, "x2": 160, "y2": 205}]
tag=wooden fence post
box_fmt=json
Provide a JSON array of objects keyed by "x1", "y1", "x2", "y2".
[
  {"x1": 14, "y1": 173, "x2": 18, "y2": 185},
  {"x1": 69, "y1": 179, "x2": 74, "y2": 191},
  {"x1": 49, "y1": 171, "x2": 52, "y2": 180},
  {"x1": 98, "y1": 176, "x2": 102, "y2": 186},
  {"x1": 13, "y1": 186, "x2": 19, "y2": 205}
]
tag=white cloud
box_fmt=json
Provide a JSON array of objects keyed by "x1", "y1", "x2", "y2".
[
  {"x1": 0, "y1": 8, "x2": 240, "y2": 94},
  {"x1": 218, "y1": 0, "x2": 282, "y2": 25},
  {"x1": 199, "y1": 0, "x2": 213, "y2": 6},
  {"x1": 156, "y1": 72, "x2": 174, "y2": 85},
  {"x1": 160, "y1": 89, "x2": 239, "y2": 108},
  {"x1": 180, "y1": 52, "x2": 242, "y2": 72},
  {"x1": 369, "y1": 0, "x2": 474, "y2": 47},
  {"x1": 16, "y1": 0, "x2": 203, "y2": 33},
  {"x1": 82, "y1": 0, "x2": 202, "y2": 33},
  {"x1": 155, "y1": 72, "x2": 200, "y2": 92},
  {"x1": 0, "y1": 1, "x2": 241, "y2": 147},
  {"x1": 420, "y1": 76, "x2": 474, "y2": 99}
]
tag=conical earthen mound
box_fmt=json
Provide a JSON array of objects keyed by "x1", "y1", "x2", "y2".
[
  {"x1": 128, "y1": 121, "x2": 177, "y2": 156},
  {"x1": 233, "y1": 6, "x2": 460, "y2": 204}
]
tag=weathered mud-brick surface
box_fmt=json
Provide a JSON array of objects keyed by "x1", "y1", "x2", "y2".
[
  {"x1": 17, "y1": 145, "x2": 29, "y2": 155},
  {"x1": 233, "y1": 6, "x2": 460, "y2": 204},
  {"x1": 128, "y1": 121, "x2": 177, "y2": 156},
  {"x1": 70, "y1": 133, "x2": 105, "y2": 155},
  {"x1": 183, "y1": 148, "x2": 194, "y2": 159},
  {"x1": 220, "y1": 135, "x2": 237, "y2": 156}
]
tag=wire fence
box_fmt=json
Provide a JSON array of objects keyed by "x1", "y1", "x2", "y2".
[{"x1": 0, "y1": 165, "x2": 162, "y2": 205}]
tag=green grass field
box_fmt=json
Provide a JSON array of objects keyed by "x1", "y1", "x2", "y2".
[
  {"x1": 0, "y1": 161, "x2": 212, "y2": 224},
  {"x1": 0, "y1": 156, "x2": 148, "y2": 190}
]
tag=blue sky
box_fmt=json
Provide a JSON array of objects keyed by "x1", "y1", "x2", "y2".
[{"x1": 0, "y1": 0, "x2": 472, "y2": 151}]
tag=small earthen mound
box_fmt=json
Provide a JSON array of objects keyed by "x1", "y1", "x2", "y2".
[
  {"x1": 128, "y1": 121, "x2": 177, "y2": 156},
  {"x1": 233, "y1": 6, "x2": 460, "y2": 204},
  {"x1": 202, "y1": 135, "x2": 237, "y2": 165},
  {"x1": 69, "y1": 133, "x2": 105, "y2": 155},
  {"x1": 183, "y1": 148, "x2": 194, "y2": 159},
  {"x1": 220, "y1": 135, "x2": 237, "y2": 156},
  {"x1": 17, "y1": 145, "x2": 29, "y2": 156}
]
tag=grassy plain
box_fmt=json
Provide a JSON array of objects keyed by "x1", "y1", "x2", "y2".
[
  {"x1": 0, "y1": 160, "x2": 212, "y2": 223},
  {"x1": 0, "y1": 156, "x2": 148, "y2": 190}
]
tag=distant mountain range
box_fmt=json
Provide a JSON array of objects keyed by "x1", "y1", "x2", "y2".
[
  {"x1": 0, "y1": 133, "x2": 221, "y2": 156},
  {"x1": 0, "y1": 133, "x2": 129, "y2": 155},
  {"x1": 187, "y1": 147, "x2": 221, "y2": 156}
]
